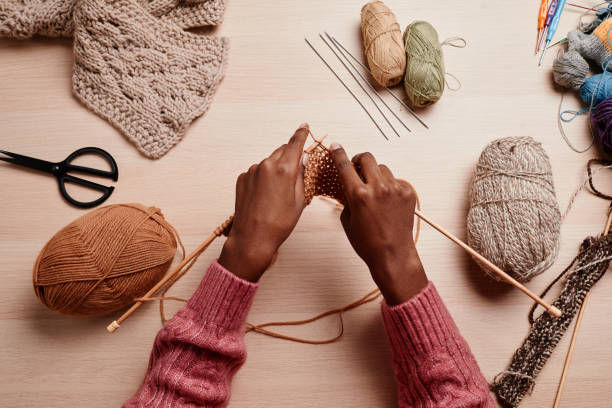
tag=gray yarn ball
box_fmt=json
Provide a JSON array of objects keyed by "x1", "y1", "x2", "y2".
[
  {"x1": 568, "y1": 29, "x2": 609, "y2": 67},
  {"x1": 467, "y1": 137, "x2": 561, "y2": 283},
  {"x1": 552, "y1": 49, "x2": 589, "y2": 89}
]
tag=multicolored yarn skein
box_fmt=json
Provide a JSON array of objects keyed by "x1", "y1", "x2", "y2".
[{"x1": 466, "y1": 137, "x2": 561, "y2": 283}]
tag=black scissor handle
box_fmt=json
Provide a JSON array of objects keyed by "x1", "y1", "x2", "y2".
[
  {"x1": 55, "y1": 147, "x2": 119, "y2": 208},
  {"x1": 59, "y1": 147, "x2": 119, "y2": 181},
  {"x1": 58, "y1": 175, "x2": 115, "y2": 208}
]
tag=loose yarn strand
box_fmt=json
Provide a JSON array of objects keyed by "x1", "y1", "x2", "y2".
[
  {"x1": 244, "y1": 186, "x2": 422, "y2": 344},
  {"x1": 562, "y1": 158, "x2": 612, "y2": 220},
  {"x1": 441, "y1": 37, "x2": 465, "y2": 91},
  {"x1": 440, "y1": 36, "x2": 467, "y2": 48}
]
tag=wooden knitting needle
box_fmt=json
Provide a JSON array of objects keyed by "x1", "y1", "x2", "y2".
[
  {"x1": 311, "y1": 138, "x2": 562, "y2": 318},
  {"x1": 552, "y1": 204, "x2": 612, "y2": 407},
  {"x1": 107, "y1": 216, "x2": 234, "y2": 333},
  {"x1": 413, "y1": 209, "x2": 562, "y2": 318}
]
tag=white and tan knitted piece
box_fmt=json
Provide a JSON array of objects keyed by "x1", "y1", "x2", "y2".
[{"x1": 0, "y1": 0, "x2": 228, "y2": 159}]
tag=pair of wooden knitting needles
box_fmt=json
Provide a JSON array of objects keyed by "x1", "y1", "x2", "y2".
[
  {"x1": 305, "y1": 33, "x2": 428, "y2": 141},
  {"x1": 552, "y1": 203, "x2": 612, "y2": 407}
]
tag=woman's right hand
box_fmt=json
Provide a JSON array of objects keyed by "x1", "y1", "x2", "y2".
[{"x1": 329, "y1": 143, "x2": 427, "y2": 305}]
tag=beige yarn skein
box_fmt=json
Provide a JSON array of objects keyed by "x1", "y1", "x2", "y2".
[
  {"x1": 467, "y1": 137, "x2": 561, "y2": 283},
  {"x1": 360, "y1": 1, "x2": 406, "y2": 87}
]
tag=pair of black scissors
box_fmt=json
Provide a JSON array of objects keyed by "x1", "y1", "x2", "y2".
[{"x1": 0, "y1": 147, "x2": 118, "y2": 208}]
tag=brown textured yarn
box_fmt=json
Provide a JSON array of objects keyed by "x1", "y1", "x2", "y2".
[
  {"x1": 0, "y1": 0, "x2": 227, "y2": 159},
  {"x1": 360, "y1": 1, "x2": 406, "y2": 87},
  {"x1": 491, "y1": 234, "x2": 612, "y2": 407},
  {"x1": 33, "y1": 204, "x2": 180, "y2": 316},
  {"x1": 304, "y1": 141, "x2": 347, "y2": 205}
]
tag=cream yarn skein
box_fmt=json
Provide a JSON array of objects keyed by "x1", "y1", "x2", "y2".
[
  {"x1": 467, "y1": 137, "x2": 561, "y2": 283},
  {"x1": 360, "y1": 1, "x2": 406, "y2": 87}
]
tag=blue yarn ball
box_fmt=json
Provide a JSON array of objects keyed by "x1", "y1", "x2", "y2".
[{"x1": 579, "y1": 74, "x2": 612, "y2": 106}]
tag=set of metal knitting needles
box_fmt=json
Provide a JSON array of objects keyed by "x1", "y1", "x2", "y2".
[
  {"x1": 305, "y1": 33, "x2": 428, "y2": 140},
  {"x1": 305, "y1": 33, "x2": 563, "y2": 318}
]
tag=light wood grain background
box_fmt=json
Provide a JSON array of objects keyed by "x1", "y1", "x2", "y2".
[{"x1": 1, "y1": 1, "x2": 611, "y2": 407}]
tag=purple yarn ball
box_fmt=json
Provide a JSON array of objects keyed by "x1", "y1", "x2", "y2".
[{"x1": 591, "y1": 97, "x2": 612, "y2": 154}]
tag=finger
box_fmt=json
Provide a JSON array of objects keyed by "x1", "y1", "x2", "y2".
[
  {"x1": 379, "y1": 164, "x2": 395, "y2": 181},
  {"x1": 236, "y1": 172, "x2": 247, "y2": 197},
  {"x1": 269, "y1": 144, "x2": 287, "y2": 161},
  {"x1": 352, "y1": 152, "x2": 381, "y2": 183},
  {"x1": 281, "y1": 123, "x2": 310, "y2": 165},
  {"x1": 329, "y1": 142, "x2": 362, "y2": 189}
]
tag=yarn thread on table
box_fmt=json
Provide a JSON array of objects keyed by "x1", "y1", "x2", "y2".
[
  {"x1": 33, "y1": 204, "x2": 180, "y2": 316},
  {"x1": 360, "y1": 0, "x2": 406, "y2": 87},
  {"x1": 467, "y1": 137, "x2": 561, "y2": 283}
]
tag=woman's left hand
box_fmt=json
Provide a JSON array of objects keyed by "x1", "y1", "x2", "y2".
[{"x1": 218, "y1": 123, "x2": 310, "y2": 282}]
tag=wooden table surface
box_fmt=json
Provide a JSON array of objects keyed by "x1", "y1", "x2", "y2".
[{"x1": 1, "y1": 1, "x2": 611, "y2": 407}]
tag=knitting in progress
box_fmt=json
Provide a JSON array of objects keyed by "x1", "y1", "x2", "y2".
[
  {"x1": 467, "y1": 137, "x2": 561, "y2": 283},
  {"x1": 491, "y1": 233, "x2": 612, "y2": 407},
  {"x1": 0, "y1": 0, "x2": 228, "y2": 159}
]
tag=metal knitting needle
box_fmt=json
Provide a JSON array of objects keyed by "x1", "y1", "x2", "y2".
[
  {"x1": 329, "y1": 35, "x2": 429, "y2": 129},
  {"x1": 318, "y1": 34, "x2": 401, "y2": 138},
  {"x1": 304, "y1": 38, "x2": 389, "y2": 140},
  {"x1": 323, "y1": 32, "x2": 411, "y2": 132}
]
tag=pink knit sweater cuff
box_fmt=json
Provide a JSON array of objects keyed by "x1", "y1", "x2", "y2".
[
  {"x1": 183, "y1": 260, "x2": 259, "y2": 331},
  {"x1": 381, "y1": 282, "x2": 461, "y2": 356}
]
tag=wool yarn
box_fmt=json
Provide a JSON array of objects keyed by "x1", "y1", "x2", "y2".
[
  {"x1": 552, "y1": 50, "x2": 590, "y2": 89},
  {"x1": 552, "y1": 22, "x2": 612, "y2": 90},
  {"x1": 591, "y1": 97, "x2": 612, "y2": 153},
  {"x1": 0, "y1": 0, "x2": 227, "y2": 159},
  {"x1": 492, "y1": 234, "x2": 612, "y2": 407},
  {"x1": 360, "y1": 1, "x2": 406, "y2": 87},
  {"x1": 578, "y1": 73, "x2": 612, "y2": 105},
  {"x1": 33, "y1": 204, "x2": 178, "y2": 316},
  {"x1": 467, "y1": 137, "x2": 561, "y2": 283},
  {"x1": 402, "y1": 21, "x2": 445, "y2": 108}
]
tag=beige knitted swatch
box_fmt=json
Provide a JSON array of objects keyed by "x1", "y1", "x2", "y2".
[{"x1": 1, "y1": 0, "x2": 228, "y2": 159}]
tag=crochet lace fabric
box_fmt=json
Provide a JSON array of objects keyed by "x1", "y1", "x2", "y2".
[{"x1": 0, "y1": 0, "x2": 228, "y2": 159}]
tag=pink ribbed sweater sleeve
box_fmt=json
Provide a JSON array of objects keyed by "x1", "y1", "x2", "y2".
[
  {"x1": 123, "y1": 260, "x2": 258, "y2": 408},
  {"x1": 381, "y1": 282, "x2": 494, "y2": 407},
  {"x1": 124, "y1": 261, "x2": 492, "y2": 408}
]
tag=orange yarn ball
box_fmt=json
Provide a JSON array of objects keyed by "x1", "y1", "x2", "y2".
[{"x1": 33, "y1": 204, "x2": 178, "y2": 317}]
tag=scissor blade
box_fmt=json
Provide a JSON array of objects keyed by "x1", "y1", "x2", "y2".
[{"x1": 0, "y1": 149, "x2": 56, "y2": 173}]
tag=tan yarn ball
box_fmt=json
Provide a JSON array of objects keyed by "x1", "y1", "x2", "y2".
[
  {"x1": 33, "y1": 204, "x2": 178, "y2": 316},
  {"x1": 467, "y1": 137, "x2": 561, "y2": 283},
  {"x1": 360, "y1": 0, "x2": 406, "y2": 87}
]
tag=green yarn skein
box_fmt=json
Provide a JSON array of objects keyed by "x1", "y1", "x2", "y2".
[{"x1": 403, "y1": 21, "x2": 445, "y2": 108}]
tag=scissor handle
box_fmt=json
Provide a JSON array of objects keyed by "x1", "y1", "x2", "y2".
[
  {"x1": 59, "y1": 147, "x2": 118, "y2": 181},
  {"x1": 55, "y1": 147, "x2": 119, "y2": 209},
  {"x1": 58, "y1": 175, "x2": 115, "y2": 208}
]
